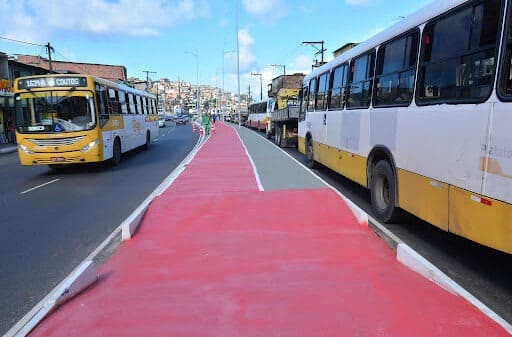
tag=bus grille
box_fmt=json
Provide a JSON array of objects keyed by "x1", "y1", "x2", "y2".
[{"x1": 28, "y1": 136, "x2": 85, "y2": 147}]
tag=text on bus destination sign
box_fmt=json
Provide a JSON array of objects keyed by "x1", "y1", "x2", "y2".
[{"x1": 19, "y1": 76, "x2": 87, "y2": 89}]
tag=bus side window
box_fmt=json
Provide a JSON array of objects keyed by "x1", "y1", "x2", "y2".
[
  {"x1": 418, "y1": 0, "x2": 501, "y2": 103},
  {"x1": 128, "y1": 94, "x2": 135, "y2": 114},
  {"x1": 307, "y1": 79, "x2": 317, "y2": 111},
  {"x1": 95, "y1": 84, "x2": 109, "y2": 128},
  {"x1": 498, "y1": 1, "x2": 512, "y2": 97},
  {"x1": 120, "y1": 92, "x2": 128, "y2": 114},
  {"x1": 299, "y1": 88, "x2": 306, "y2": 121},
  {"x1": 316, "y1": 72, "x2": 329, "y2": 111},
  {"x1": 374, "y1": 29, "x2": 418, "y2": 107},
  {"x1": 347, "y1": 51, "x2": 375, "y2": 109}
]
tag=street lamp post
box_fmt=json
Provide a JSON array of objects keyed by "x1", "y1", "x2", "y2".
[
  {"x1": 251, "y1": 72, "x2": 263, "y2": 101},
  {"x1": 223, "y1": 50, "x2": 234, "y2": 115},
  {"x1": 185, "y1": 49, "x2": 199, "y2": 114}
]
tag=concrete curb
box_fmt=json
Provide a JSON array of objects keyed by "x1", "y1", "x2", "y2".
[
  {"x1": 5, "y1": 133, "x2": 207, "y2": 337},
  {"x1": 121, "y1": 132, "x2": 208, "y2": 240},
  {"x1": 4, "y1": 261, "x2": 98, "y2": 337},
  {"x1": 243, "y1": 127, "x2": 512, "y2": 335}
]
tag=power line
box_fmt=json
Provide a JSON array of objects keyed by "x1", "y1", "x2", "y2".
[{"x1": 0, "y1": 35, "x2": 45, "y2": 47}]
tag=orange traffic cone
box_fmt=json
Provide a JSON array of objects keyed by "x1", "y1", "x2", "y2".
[
  {"x1": 199, "y1": 126, "x2": 204, "y2": 135},
  {"x1": 211, "y1": 124, "x2": 216, "y2": 134},
  {"x1": 192, "y1": 123, "x2": 197, "y2": 133}
]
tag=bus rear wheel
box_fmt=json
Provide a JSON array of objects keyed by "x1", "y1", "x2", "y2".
[
  {"x1": 112, "y1": 138, "x2": 121, "y2": 166},
  {"x1": 370, "y1": 160, "x2": 399, "y2": 222},
  {"x1": 144, "y1": 131, "x2": 151, "y2": 150},
  {"x1": 275, "y1": 125, "x2": 282, "y2": 147}
]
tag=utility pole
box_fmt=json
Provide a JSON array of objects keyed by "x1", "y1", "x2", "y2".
[
  {"x1": 302, "y1": 41, "x2": 326, "y2": 67},
  {"x1": 251, "y1": 72, "x2": 263, "y2": 101},
  {"x1": 143, "y1": 70, "x2": 156, "y2": 91},
  {"x1": 185, "y1": 49, "x2": 199, "y2": 113},
  {"x1": 248, "y1": 84, "x2": 251, "y2": 104},
  {"x1": 46, "y1": 42, "x2": 54, "y2": 74},
  {"x1": 270, "y1": 64, "x2": 286, "y2": 77}
]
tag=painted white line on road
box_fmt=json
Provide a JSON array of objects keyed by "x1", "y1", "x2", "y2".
[
  {"x1": 20, "y1": 179, "x2": 60, "y2": 195},
  {"x1": 233, "y1": 126, "x2": 264, "y2": 192}
]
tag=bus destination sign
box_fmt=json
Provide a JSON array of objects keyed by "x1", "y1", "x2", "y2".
[{"x1": 18, "y1": 76, "x2": 87, "y2": 89}]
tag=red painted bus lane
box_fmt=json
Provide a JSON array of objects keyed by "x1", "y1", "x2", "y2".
[{"x1": 29, "y1": 123, "x2": 509, "y2": 336}]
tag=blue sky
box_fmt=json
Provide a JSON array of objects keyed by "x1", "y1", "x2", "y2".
[{"x1": 0, "y1": 0, "x2": 433, "y2": 96}]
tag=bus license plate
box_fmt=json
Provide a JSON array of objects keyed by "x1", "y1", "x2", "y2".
[{"x1": 51, "y1": 157, "x2": 65, "y2": 162}]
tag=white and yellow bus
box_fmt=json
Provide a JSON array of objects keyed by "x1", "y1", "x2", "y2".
[
  {"x1": 13, "y1": 74, "x2": 158, "y2": 168},
  {"x1": 298, "y1": 0, "x2": 512, "y2": 254}
]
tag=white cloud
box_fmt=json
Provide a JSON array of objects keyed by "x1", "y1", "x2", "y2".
[
  {"x1": 0, "y1": 0, "x2": 210, "y2": 41},
  {"x1": 345, "y1": 0, "x2": 372, "y2": 5},
  {"x1": 242, "y1": 0, "x2": 286, "y2": 19},
  {"x1": 226, "y1": 29, "x2": 255, "y2": 72}
]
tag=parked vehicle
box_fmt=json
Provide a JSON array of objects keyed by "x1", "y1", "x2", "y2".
[{"x1": 158, "y1": 116, "x2": 166, "y2": 128}]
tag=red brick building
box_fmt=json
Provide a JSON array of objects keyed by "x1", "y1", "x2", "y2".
[{"x1": 15, "y1": 55, "x2": 127, "y2": 82}]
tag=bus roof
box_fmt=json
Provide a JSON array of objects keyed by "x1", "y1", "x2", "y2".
[{"x1": 14, "y1": 73, "x2": 155, "y2": 99}]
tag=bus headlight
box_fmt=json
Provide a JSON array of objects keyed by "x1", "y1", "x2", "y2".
[
  {"x1": 19, "y1": 144, "x2": 33, "y2": 155},
  {"x1": 81, "y1": 140, "x2": 99, "y2": 153}
]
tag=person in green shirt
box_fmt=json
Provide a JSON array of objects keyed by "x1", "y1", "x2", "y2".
[{"x1": 201, "y1": 112, "x2": 211, "y2": 135}]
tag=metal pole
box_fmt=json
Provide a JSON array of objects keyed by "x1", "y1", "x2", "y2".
[{"x1": 236, "y1": 0, "x2": 241, "y2": 127}]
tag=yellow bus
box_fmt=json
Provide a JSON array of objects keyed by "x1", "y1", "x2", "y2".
[
  {"x1": 298, "y1": 0, "x2": 512, "y2": 254},
  {"x1": 13, "y1": 74, "x2": 158, "y2": 168}
]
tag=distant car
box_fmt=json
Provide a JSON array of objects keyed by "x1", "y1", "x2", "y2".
[
  {"x1": 175, "y1": 115, "x2": 188, "y2": 125},
  {"x1": 158, "y1": 116, "x2": 166, "y2": 128}
]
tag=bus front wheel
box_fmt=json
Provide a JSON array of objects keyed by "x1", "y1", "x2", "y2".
[
  {"x1": 112, "y1": 138, "x2": 121, "y2": 166},
  {"x1": 370, "y1": 160, "x2": 398, "y2": 222}
]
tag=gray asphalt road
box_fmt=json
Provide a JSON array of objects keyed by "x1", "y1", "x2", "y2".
[
  {"x1": 241, "y1": 126, "x2": 512, "y2": 325},
  {"x1": 0, "y1": 124, "x2": 198, "y2": 335}
]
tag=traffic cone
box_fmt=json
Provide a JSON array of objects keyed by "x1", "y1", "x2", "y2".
[
  {"x1": 192, "y1": 123, "x2": 197, "y2": 133},
  {"x1": 199, "y1": 126, "x2": 204, "y2": 135},
  {"x1": 211, "y1": 124, "x2": 216, "y2": 134}
]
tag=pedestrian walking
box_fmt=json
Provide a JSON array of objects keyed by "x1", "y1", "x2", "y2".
[
  {"x1": 201, "y1": 112, "x2": 211, "y2": 135},
  {"x1": 7, "y1": 119, "x2": 15, "y2": 144}
]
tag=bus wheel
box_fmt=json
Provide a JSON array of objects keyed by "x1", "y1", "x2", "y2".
[
  {"x1": 370, "y1": 160, "x2": 398, "y2": 222},
  {"x1": 275, "y1": 126, "x2": 281, "y2": 147},
  {"x1": 112, "y1": 138, "x2": 121, "y2": 166},
  {"x1": 305, "y1": 137, "x2": 315, "y2": 169},
  {"x1": 144, "y1": 131, "x2": 151, "y2": 150}
]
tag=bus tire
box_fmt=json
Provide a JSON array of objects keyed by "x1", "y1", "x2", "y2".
[
  {"x1": 305, "y1": 136, "x2": 316, "y2": 169},
  {"x1": 275, "y1": 125, "x2": 281, "y2": 147},
  {"x1": 144, "y1": 131, "x2": 151, "y2": 150},
  {"x1": 370, "y1": 160, "x2": 399, "y2": 222},
  {"x1": 112, "y1": 138, "x2": 121, "y2": 166}
]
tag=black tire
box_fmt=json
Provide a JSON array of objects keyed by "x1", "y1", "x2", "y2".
[
  {"x1": 370, "y1": 160, "x2": 399, "y2": 222},
  {"x1": 275, "y1": 125, "x2": 281, "y2": 147},
  {"x1": 111, "y1": 138, "x2": 121, "y2": 166},
  {"x1": 305, "y1": 136, "x2": 315, "y2": 169},
  {"x1": 144, "y1": 131, "x2": 151, "y2": 150}
]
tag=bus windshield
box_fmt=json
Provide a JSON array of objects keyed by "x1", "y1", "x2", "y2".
[{"x1": 15, "y1": 91, "x2": 96, "y2": 133}]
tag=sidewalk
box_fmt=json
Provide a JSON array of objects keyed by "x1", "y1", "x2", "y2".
[{"x1": 28, "y1": 123, "x2": 509, "y2": 336}]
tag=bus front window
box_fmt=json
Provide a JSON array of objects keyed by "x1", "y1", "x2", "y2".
[{"x1": 15, "y1": 91, "x2": 96, "y2": 133}]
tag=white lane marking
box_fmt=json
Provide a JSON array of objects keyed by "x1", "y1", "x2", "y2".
[
  {"x1": 233, "y1": 126, "x2": 264, "y2": 191},
  {"x1": 21, "y1": 179, "x2": 60, "y2": 195}
]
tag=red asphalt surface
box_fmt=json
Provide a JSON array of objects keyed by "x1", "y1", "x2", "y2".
[{"x1": 31, "y1": 123, "x2": 508, "y2": 336}]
